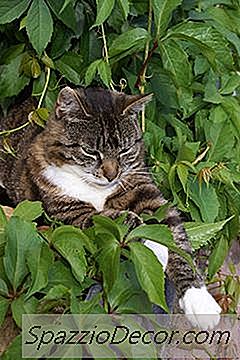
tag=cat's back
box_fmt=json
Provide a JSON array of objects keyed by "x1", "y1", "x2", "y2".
[{"x1": 0, "y1": 97, "x2": 41, "y2": 185}]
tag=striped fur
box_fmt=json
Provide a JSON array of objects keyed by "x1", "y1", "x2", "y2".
[{"x1": 0, "y1": 87, "x2": 221, "y2": 326}]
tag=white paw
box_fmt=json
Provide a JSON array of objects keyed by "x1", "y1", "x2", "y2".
[
  {"x1": 179, "y1": 286, "x2": 222, "y2": 329},
  {"x1": 144, "y1": 240, "x2": 168, "y2": 271}
]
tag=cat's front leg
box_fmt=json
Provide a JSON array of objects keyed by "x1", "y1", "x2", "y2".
[{"x1": 164, "y1": 208, "x2": 221, "y2": 329}]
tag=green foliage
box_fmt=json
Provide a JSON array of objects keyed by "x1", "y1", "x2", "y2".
[{"x1": 0, "y1": 0, "x2": 240, "y2": 354}]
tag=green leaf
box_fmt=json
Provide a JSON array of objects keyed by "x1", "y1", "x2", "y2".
[
  {"x1": 93, "y1": 0, "x2": 115, "y2": 27},
  {"x1": 109, "y1": 28, "x2": 150, "y2": 60},
  {"x1": 97, "y1": 59, "x2": 112, "y2": 87},
  {"x1": 0, "y1": 0, "x2": 31, "y2": 24},
  {"x1": 1, "y1": 335, "x2": 24, "y2": 360},
  {"x1": 153, "y1": 0, "x2": 182, "y2": 38},
  {"x1": 160, "y1": 39, "x2": 191, "y2": 87},
  {"x1": 222, "y1": 96, "x2": 240, "y2": 139},
  {"x1": 55, "y1": 52, "x2": 83, "y2": 84},
  {"x1": 71, "y1": 291, "x2": 104, "y2": 314},
  {"x1": 97, "y1": 234, "x2": 121, "y2": 292},
  {"x1": 3, "y1": 217, "x2": 39, "y2": 292},
  {"x1": 208, "y1": 236, "x2": 229, "y2": 278},
  {"x1": 127, "y1": 224, "x2": 195, "y2": 269},
  {"x1": 108, "y1": 261, "x2": 152, "y2": 313},
  {"x1": 11, "y1": 294, "x2": 38, "y2": 328},
  {"x1": 85, "y1": 59, "x2": 101, "y2": 86},
  {"x1": 207, "y1": 106, "x2": 234, "y2": 162},
  {"x1": 177, "y1": 163, "x2": 188, "y2": 192},
  {"x1": 43, "y1": 284, "x2": 69, "y2": 301},
  {"x1": 25, "y1": 240, "x2": 54, "y2": 299},
  {"x1": 0, "y1": 279, "x2": 9, "y2": 297},
  {"x1": 0, "y1": 54, "x2": 30, "y2": 98},
  {"x1": 46, "y1": 261, "x2": 91, "y2": 295},
  {"x1": 46, "y1": 0, "x2": 77, "y2": 32},
  {"x1": 52, "y1": 226, "x2": 87, "y2": 282},
  {"x1": 26, "y1": 0, "x2": 53, "y2": 55},
  {"x1": 93, "y1": 215, "x2": 121, "y2": 241},
  {"x1": 0, "y1": 296, "x2": 9, "y2": 326},
  {"x1": 168, "y1": 22, "x2": 233, "y2": 70},
  {"x1": 189, "y1": 182, "x2": 220, "y2": 223},
  {"x1": 13, "y1": 200, "x2": 43, "y2": 222},
  {"x1": 0, "y1": 207, "x2": 7, "y2": 256},
  {"x1": 141, "y1": 203, "x2": 169, "y2": 223},
  {"x1": 185, "y1": 216, "x2": 234, "y2": 250},
  {"x1": 129, "y1": 242, "x2": 168, "y2": 312},
  {"x1": 117, "y1": 0, "x2": 129, "y2": 19}
]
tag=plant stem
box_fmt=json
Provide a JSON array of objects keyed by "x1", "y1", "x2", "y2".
[
  {"x1": 0, "y1": 121, "x2": 29, "y2": 136},
  {"x1": 138, "y1": 0, "x2": 153, "y2": 132},
  {"x1": 38, "y1": 66, "x2": 51, "y2": 109},
  {"x1": 101, "y1": 24, "x2": 114, "y2": 91}
]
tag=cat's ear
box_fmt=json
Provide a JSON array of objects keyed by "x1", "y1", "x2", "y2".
[
  {"x1": 122, "y1": 93, "x2": 153, "y2": 115},
  {"x1": 55, "y1": 86, "x2": 91, "y2": 119}
]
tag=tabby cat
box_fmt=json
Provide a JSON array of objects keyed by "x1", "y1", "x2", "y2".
[{"x1": 0, "y1": 87, "x2": 221, "y2": 328}]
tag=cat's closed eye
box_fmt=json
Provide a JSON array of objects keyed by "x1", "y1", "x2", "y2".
[{"x1": 80, "y1": 145, "x2": 102, "y2": 161}]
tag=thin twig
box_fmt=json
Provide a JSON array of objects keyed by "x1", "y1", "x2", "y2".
[
  {"x1": 38, "y1": 66, "x2": 51, "y2": 109},
  {"x1": 101, "y1": 23, "x2": 114, "y2": 91}
]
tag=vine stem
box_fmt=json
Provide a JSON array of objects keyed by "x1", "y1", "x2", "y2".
[
  {"x1": 0, "y1": 121, "x2": 29, "y2": 136},
  {"x1": 37, "y1": 66, "x2": 51, "y2": 109},
  {"x1": 139, "y1": 0, "x2": 153, "y2": 132},
  {"x1": 101, "y1": 23, "x2": 115, "y2": 91}
]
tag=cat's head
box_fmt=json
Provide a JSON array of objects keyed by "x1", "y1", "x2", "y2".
[{"x1": 48, "y1": 86, "x2": 152, "y2": 187}]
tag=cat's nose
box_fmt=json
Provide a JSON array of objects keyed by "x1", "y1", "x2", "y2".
[{"x1": 100, "y1": 159, "x2": 119, "y2": 182}]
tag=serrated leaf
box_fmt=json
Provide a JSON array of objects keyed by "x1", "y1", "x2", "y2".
[
  {"x1": 117, "y1": 0, "x2": 129, "y2": 19},
  {"x1": 168, "y1": 22, "x2": 233, "y2": 70},
  {"x1": 129, "y1": 242, "x2": 168, "y2": 312},
  {"x1": 11, "y1": 294, "x2": 38, "y2": 328},
  {"x1": 0, "y1": 0, "x2": 31, "y2": 24},
  {"x1": 0, "y1": 279, "x2": 9, "y2": 297},
  {"x1": 108, "y1": 261, "x2": 152, "y2": 313},
  {"x1": 25, "y1": 240, "x2": 54, "y2": 299},
  {"x1": 52, "y1": 226, "x2": 87, "y2": 282},
  {"x1": 13, "y1": 200, "x2": 43, "y2": 222},
  {"x1": 43, "y1": 284, "x2": 69, "y2": 301},
  {"x1": 97, "y1": 59, "x2": 111, "y2": 87},
  {"x1": 127, "y1": 224, "x2": 195, "y2": 270},
  {"x1": 208, "y1": 236, "x2": 229, "y2": 278},
  {"x1": 93, "y1": 0, "x2": 115, "y2": 27},
  {"x1": 46, "y1": 261, "x2": 89, "y2": 294},
  {"x1": 153, "y1": 0, "x2": 182, "y2": 38},
  {"x1": 160, "y1": 39, "x2": 191, "y2": 87},
  {"x1": 55, "y1": 52, "x2": 83, "y2": 84},
  {"x1": 26, "y1": 0, "x2": 53, "y2": 55},
  {"x1": 0, "y1": 208, "x2": 7, "y2": 257},
  {"x1": 189, "y1": 182, "x2": 220, "y2": 223},
  {"x1": 93, "y1": 215, "x2": 121, "y2": 241},
  {"x1": 0, "y1": 296, "x2": 9, "y2": 326},
  {"x1": 3, "y1": 217, "x2": 39, "y2": 292},
  {"x1": 85, "y1": 59, "x2": 101, "y2": 86},
  {"x1": 109, "y1": 28, "x2": 150, "y2": 60},
  {"x1": 177, "y1": 163, "x2": 188, "y2": 192},
  {"x1": 97, "y1": 234, "x2": 121, "y2": 292},
  {"x1": 185, "y1": 216, "x2": 234, "y2": 250},
  {"x1": 0, "y1": 54, "x2": 30, "y2": 98},
  {"x1": 46, "y1": 0, "x2": 77, "y2": 33},
  {"x1": 207, "y1": 106, "x2": 234, "y2": 162}
]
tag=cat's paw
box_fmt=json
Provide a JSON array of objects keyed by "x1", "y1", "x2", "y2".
[
  {"x1": 143, "y1": 240, "x2": 168, "y2": 271},
  {"x1": 179, "y1": 286, "x2": 222, "y2": 330}
]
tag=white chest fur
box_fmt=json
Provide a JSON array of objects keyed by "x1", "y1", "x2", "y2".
[{"x1": 43, "y1": 165, "x2": 117, "y2": 211}]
